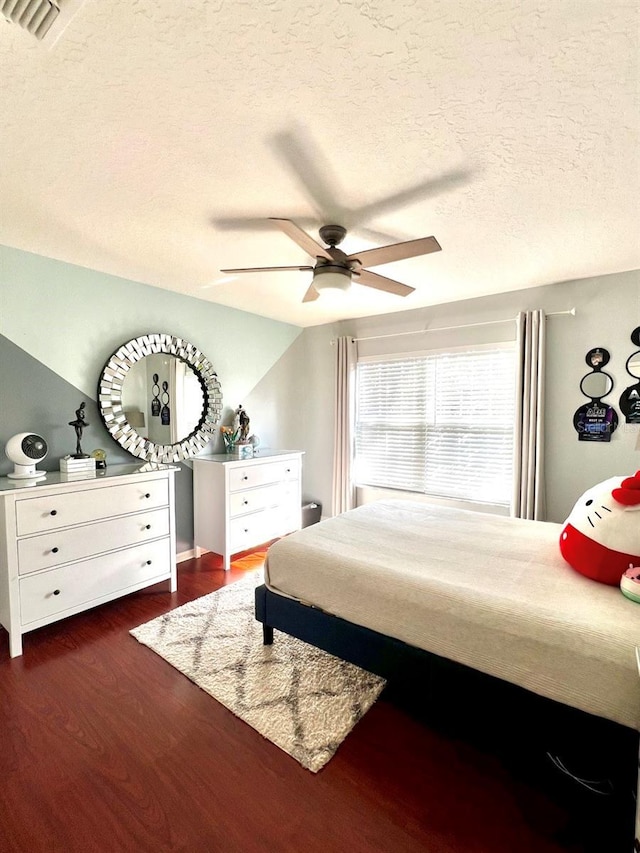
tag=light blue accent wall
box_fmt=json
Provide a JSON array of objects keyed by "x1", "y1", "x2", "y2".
[{"x1": 0, "y1": 245, "x2": 302, "y2": 407}]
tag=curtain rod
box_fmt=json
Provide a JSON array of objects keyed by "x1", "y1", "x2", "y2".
[{"x1": 346, "y1": 308, "x2": 576, "y2": 344}]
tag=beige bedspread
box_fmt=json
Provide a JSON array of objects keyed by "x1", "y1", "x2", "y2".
[{"x1": 265, "y1": 500, "x2": 640, "y2": 730}]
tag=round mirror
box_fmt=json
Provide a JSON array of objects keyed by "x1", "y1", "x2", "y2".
[
  {"x1": 626, "y1": 353, "x2": 640, "y2": 379},
  {"x1": 98, "y1": 334, "x2": 223, "y2": 463},
  {"x1": 580, "y1": 371, "x2": 612, "y2": 400}
]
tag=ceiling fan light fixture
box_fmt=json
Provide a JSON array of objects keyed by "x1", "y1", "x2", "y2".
[
  {"x1": 312, "y1": 265, "x2": 351, "y2": 293},
  {"x1": 224, "y1": 219, "x2": 441, "y2": 303}
]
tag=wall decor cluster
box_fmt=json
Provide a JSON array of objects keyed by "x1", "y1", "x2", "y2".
[
  {"x1": 572, "y1": 347, "x2": 618, "y2": 442},
  {"x1": 98, "y1": 334, "x2": 223, "y2": 463},
  {"x1": 619, "y1": 326, "x2": 640, "y2": 424}
]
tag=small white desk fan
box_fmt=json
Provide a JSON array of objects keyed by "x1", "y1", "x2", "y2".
[{"x1": 5, "y1": 433, "x2": 48, "y2": 479}]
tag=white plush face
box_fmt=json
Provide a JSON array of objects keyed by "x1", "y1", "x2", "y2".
[{"x1": 564, "y1": 476, "x2": 640, "y2": 553}]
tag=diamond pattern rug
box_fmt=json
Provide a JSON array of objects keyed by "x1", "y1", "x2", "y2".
[{"x1": 130, "y1": 571, "x2": 386, "y2": 772}]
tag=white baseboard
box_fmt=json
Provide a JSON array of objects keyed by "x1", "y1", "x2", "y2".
[{"x1": 177, "y1": 548, "x2": 210, "y2": 563}]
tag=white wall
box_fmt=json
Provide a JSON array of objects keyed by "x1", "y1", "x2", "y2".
[{"x1": 259, "y1": 269, "x2": 639, "y2": 524}]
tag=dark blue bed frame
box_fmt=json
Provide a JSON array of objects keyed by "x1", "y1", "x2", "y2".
[{"x1": 255, "y1": 582, "x2": 638, "y2": 849}]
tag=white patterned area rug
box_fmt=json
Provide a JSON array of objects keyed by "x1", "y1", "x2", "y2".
[{"x1": 130, "y1": 572, "x2": 386, "y2": 772}]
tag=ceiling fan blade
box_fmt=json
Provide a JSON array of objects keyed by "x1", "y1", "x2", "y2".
[
  {"x1": 347, "y1": 236, "x2": 441, "y2": 268},
  {"x1": 220, "y1": 265, "x2": 313, "y2": 274},
  {"x1": 355, "y1": 269, "x2": 415, "y2": 297},
  {"x1": 269, "y1": 218, "x2": 333, "y2": 260},
  {"x1": 269, "y1": 128, "x2": 347, "y2": 225},
  {"x1": 302, "y1": 283, "x2": 320, "y2": 303},
  {"x1": 352, "y1": 168, "x2": 473, "y2": 222}
]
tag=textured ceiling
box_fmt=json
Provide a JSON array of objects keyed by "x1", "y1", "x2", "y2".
[{"x1": 1, "y1": 0, "x2": 638, "y2": 328}]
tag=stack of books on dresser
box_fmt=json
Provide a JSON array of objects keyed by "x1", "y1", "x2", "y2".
[{"x1": 60, "y1": 456, "x2": 96, "y2": 477}]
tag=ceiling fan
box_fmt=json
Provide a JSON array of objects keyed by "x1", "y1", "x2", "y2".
[{"x1": 220, "y1": 218, "x2": 442, "y2": 303}]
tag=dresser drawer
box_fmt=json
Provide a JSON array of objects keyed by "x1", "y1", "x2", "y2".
[
  {"x1": 15, "y1": 478, "x2": 169, "y2": 536},
  {"x1": 19, "y1": 538, "x2": 171, "y2": 626},
  {"x1": 228, "y1": 459, "x2": 300, "y2": 492},
  {"x1": 272, "y1": 502, "x2": 302, "y2": 539},
  {"x1": 228, "y1": 502, "x2": 300, "y2": 554},
  {"x1": 228, "y1": 482, "x2": 298, "y2": 518},
  {"x1": 17, "y1": 508, "x2": 170, "y2": 575},
  {"x1": 228, "y1": 512, "x2": 273, "y2": 554}
]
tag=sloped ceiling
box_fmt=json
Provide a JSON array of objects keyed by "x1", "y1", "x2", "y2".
[{"x1": 1, "y1": 0, "x2": 638, "y2": 328}]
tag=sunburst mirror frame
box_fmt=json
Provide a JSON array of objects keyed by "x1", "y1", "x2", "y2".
[{"x1": 98, "y1": 334, "x2": 223, "y2": 463}]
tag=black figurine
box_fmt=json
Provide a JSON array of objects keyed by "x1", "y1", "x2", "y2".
[
  {"x1": 235, "y1": 404, "x2": 250, "y2": 442},
  {"x1": 68, "y1": 402, "x2": 90, "y2": 458}
]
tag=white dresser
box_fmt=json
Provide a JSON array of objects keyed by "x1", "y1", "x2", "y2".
[
  {"x1": 0, "y1": 463, "x2": 177, "y2": 658},
  {"x1": 193, "y1": 451, "x2": 303, "y2": 570}
]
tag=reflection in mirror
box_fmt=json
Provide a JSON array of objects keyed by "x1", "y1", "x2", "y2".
[
  {"x1": 98, "y1": 334, "x2": 223, "y2": 463},
  {"x1": 120, "y1": 355, "x2": 205, "y2": 445},
  {"x1": 584, "y1": 346, "x2": 610, "y2": 370},
  {"x1": 580, "y1": 372, "x2": 612, "y2": 399},
  {"x1": 626, "y1": 354, "x2": 640, "y2": 379}
]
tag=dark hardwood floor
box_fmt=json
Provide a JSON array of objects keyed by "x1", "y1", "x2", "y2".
[{"x1": 0, "y1": 549, "x2": 632, "y2": 853}]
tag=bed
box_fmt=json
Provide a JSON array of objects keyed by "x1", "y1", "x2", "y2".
[{"x1": 254, "y1": 500, "x2": 640, "y2": 846}]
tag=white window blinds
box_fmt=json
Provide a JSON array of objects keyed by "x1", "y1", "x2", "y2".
[{"x1": 354, "y1": 346, "x2": 516, "y2": 507}]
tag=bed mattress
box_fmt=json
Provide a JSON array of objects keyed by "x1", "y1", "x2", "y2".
[{"x1": 264, "y1": 500, "x2": 640, "y2": 730}]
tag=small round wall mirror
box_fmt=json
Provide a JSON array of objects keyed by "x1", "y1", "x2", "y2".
[
  {"x1": 98, "y1": 334, "x2": 223, "y2": 463},
  {"x1": 626, "y1": 354, "x2": 640, "y2": 379},
  {"x1": 580, "y1": 371, "x2": 612, "y2": 400}
]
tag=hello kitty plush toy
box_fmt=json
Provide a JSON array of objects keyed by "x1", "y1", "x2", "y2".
[
  {"x1": 620, "y1": 566, "x2": 640, "y2": 602},
  {"x1": 559, "y1": 470, "x2": 640, "y2": 585}
]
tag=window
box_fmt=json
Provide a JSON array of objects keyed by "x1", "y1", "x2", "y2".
[{"x1": 354, "y1": 345, "x2": 516, "y2": 508}]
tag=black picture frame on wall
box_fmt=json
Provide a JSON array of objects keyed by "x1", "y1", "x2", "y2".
[
  {"x1": 619, "y1": 326, "x2": 640, "y2": 425},
  {"x1": 572, "y1": 347, "x2": 619, "y2": 442}
]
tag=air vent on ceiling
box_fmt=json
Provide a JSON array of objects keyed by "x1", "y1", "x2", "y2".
[{"x1": 1, "y1": 0, "x2": 60, "y2": 40}]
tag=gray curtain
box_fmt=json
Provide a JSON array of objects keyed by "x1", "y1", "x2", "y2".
[
  {"x1": 512, "y1": 310, "x2": 546, "y2": 520},
  {"x1": 331, "y1": 336, "x2": 357, "y2": 516}
]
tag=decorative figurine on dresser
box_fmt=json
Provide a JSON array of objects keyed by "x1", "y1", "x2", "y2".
[
  {"x1": 61, "y1": 402, "x2": 97, "y2": 475},
  {"x1": 68, "y1": 402, "x2": 90, "y2": 458},
  {"x1": 235, "y1": 404, "x2": 250, "y2": 442}
]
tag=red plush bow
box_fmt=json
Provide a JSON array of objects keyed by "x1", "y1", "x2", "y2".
[{"x1": 612, "y1": 470, "x2": 640, "y2": 506}]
